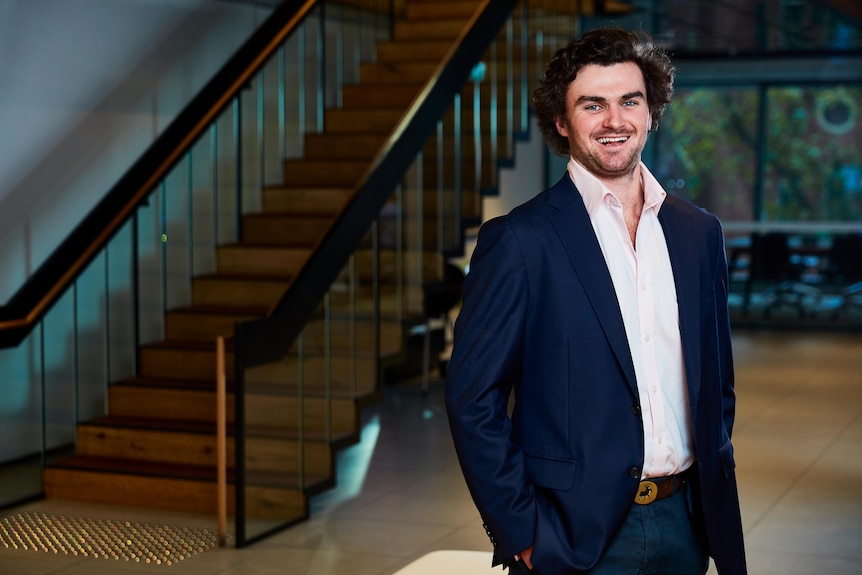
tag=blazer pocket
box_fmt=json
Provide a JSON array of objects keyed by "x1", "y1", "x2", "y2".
[
  {"x1": 524, "y1": 454, "x2": 577, "y2": 491},
  {"x1": 719, "y1": 439, "x2": 736, "y2": 478}
]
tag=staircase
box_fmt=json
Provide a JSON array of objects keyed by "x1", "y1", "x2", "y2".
[{"x1": 42, "y1": 0, "x2": 522, "y2": 528}]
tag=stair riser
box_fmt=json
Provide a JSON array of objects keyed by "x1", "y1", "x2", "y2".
[
  {"x1": 293, "y1": 319, "x2": 403, "y2": 354},
  {"x1": 303, "y1": 133, "x2": 388, "y2": 160},
  {"x1": 328, "y1": 285, "x2": 426, "y2": 317},
  {"x1": 191, "y1": 278, "x2": 425, "y2": 313},
  {"x1": 324, "y1": 109, "x2": 404, "y2": 133},
  {"x1": 355, "y1": 250, "x2": 444, "y2": 284},
  {"x1": 246, "y1": 437, "x2": 332, "y2": 478},
  {"x1": 376, "y1": 218, "x2": 463, "y2": 250},
  {"x1": 246, "y1": 394, "x2": 358, "y2": 436},
  {"x1": 341, "y1": 85, "x2": 421, "y2": 110},
  {"x1": 139, "y1": 347, "x2": 226, "y2": 380},
  {"x1": 246, "y1": 355, "x2": 378, "y2": 395},
  {"x1": 217, "y1": 247, "x2": 309, "y2": 276},
  {"x1": 260, "y1": 188, "x2": 353, "y2": 214},
  {"x1": 44, "y1": 469, "x2": 306, "y2": 519},
  {"x1": 376, "y1": 41, "x2": 452, "y2": 63},
  {"x1": 282, "y1": 162, "x2": 366, "y2": 187},
  {"x1": 77, "y1": 426, "x2": 225, "y2": 467},
  {"x1": 109, "y1": 387, "x2": 235, "y2": 423},
  {"x1": 44, "y1": 468, "x2": 236, "y2": 515},
  {"x1": 140, "y1": 347, "x2": 378, "y2": 393},
  {"x1": 192, "y1": 277, "x2": 290, "y2": 308},
  {"x1": 242, "y1": 216, "x2": 332, "y2": 246},
  {"x1": 359, "y1": 63, "x2": 439, "y2": 84},
  {"x1": 405, "y1": 2, "x2": 479, "y2": 20},
  {"x1": 108, "y1": 386, "x2": 357, "y2": 436},
  {"x1": 165, "y1": 312, "x2": 260, "y2": 341},
  {"x1": 393, "y1": 20, "x2": 468, "y2": 41},
  {"x1": 400, "y1": 160, "x2": 498, "y2": 189},
  {"x1": 76, "y1": 426, "x2": 332, "y2": 477}
]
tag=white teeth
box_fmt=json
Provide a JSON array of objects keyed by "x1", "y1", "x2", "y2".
[{"x1": 598, "y1": 136, "x2": 628, "y2": 144}]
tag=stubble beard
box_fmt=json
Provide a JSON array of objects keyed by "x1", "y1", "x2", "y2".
[{"x1": 574, "y1": 132, "x2": 645, "y2": 182}]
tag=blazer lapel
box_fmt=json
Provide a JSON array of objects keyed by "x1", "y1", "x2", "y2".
[
  {"x1": 658, "y1": 197, "x2": 703, "y2": 411},
  {"x1": 545, "y1": 177, "x2": 639, "y2": 397}
]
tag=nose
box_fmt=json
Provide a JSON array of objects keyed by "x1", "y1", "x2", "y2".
[{"x1": 603, "y1": 105, "x2": 625, "y2": 129}]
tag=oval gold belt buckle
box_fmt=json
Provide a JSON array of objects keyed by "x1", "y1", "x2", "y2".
[{"x1": 635, "y1": 480, "x2": 658, "y2": 505}]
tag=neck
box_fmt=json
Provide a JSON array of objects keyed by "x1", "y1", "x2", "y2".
[{"x1": 601, "y1": 167, "x2": 643, "y2": 209}]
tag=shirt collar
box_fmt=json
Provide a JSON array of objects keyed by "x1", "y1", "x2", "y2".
[{"x1": 566, "y1": 158, "x2": 667, "y2": 218}]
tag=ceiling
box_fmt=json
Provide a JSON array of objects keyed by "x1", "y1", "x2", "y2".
[
  {"x1": 216, "y1": 0, "x2": 862, "y2": 57},
  {"x1": 595, "y1": 0, "x2": 862, "y2": 56}
]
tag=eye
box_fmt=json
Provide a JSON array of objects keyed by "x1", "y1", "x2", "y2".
[
  {"x1": 622, "y1": 100, "x2": 638, "y2": 107},
  {"x1": 584, "y1": 104, "x2": 602, "y2": 111}
]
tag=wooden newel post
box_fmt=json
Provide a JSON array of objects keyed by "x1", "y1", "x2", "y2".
[{"x1": 216, "y1": 336, "x2": 228, "y2": 546}]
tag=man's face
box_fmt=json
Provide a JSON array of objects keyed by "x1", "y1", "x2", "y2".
[{"x1": 554, "y1": 62, "x2": 652, "y2": 182}]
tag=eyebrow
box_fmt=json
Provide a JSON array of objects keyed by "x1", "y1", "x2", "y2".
[{"x1": 574, "y1": 91, "x2": 646, "y2": 105}]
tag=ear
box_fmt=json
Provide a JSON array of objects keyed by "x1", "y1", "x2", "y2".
[{"x1": 554, "y1": 115, "x2": 568, "y2": 138}]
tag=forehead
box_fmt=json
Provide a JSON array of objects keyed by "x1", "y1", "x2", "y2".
[{"x1": 566, "y1": 62, "x2": 647, "y2": 101}]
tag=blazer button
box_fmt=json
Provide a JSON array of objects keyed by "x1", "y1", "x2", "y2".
[
  {"x1": 630, "y1": 467, "x2": 641, "y2": 478},
  {"x1": 632, "y1": 404, "x2": 641, "y2": 416}
]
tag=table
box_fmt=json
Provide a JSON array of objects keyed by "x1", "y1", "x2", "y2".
[{"x1": 391, "y1": 550, "x2": 497, "y2": 575}]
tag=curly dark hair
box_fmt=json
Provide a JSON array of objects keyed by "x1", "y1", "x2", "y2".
[{"x1": 533, "y1": 27, "x2": 675, "y2": 157}]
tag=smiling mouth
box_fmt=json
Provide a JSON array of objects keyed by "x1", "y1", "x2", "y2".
[{"x1": 597, "y1": 136, "x2": 629, "y2": 145}]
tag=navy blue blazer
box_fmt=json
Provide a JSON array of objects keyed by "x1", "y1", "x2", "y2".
[{"x1": 445, "y1": 175, "x2": 746, "y2": 574}]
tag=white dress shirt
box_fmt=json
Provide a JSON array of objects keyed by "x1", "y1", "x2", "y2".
[{"x1": 567, "y1": 158, "x2": 695, "y2": 478}]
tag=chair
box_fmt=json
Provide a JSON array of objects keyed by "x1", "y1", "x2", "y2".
[
  {"x1": 823, "y1": 234, "x2": 862, "y2": 319},
  {"x1": 420, "y1": 262, "x2": 465, "y2": 394},
  {"x1": 745, "y1": 232, "x2": 821, "y2": 318}
]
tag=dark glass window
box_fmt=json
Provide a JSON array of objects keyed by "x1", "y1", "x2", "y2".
[
  {"x1": 764, "y1": 85, "x2": 862, "y2": 222},
  {"x1": 654, "y1": 86, "x2": 758, "y2": 221}
]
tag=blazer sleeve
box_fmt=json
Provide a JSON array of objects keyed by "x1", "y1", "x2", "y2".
[
  {"x1": 444, "y1": 216, "x2": 537, "y2": 565},
  {"x1": 713, "y1": 220, "x2": 737, "y2": 438}
]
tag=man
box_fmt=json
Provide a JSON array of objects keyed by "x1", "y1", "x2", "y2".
[{"x1": 444, "y1": 28, "x2": 746, "y2": 575}]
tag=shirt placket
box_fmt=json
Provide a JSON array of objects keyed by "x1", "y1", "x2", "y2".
[{"x1": 636, "y1": 217, "x2": 672, "y2": 475}]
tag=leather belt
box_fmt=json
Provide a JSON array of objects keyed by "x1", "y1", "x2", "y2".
[{"x1": 634, "y1": 471, "x2": 689, "y2": 505}]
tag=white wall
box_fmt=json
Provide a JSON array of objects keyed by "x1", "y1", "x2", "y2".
[
  {"x1": 452, "y1": 116, "x2": 552, "y2": 273},
  {"x1": 483, "y1": 116, "x2": 547, "y2": 223},
  {"x1": 0, "y1": 0, "x2": 271, "y2": 302}
]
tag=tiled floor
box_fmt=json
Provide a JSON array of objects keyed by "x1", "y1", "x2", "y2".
[{"x1": 1, "y1": 329, "x2": 860, "y2": 574}]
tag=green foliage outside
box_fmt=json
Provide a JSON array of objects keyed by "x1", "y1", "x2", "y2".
[{"x1": 658, "y1": 84, "x2": 862, "y2": 223}]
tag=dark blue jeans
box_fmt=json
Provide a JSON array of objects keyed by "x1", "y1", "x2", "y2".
[{"x1": 586, "y1": 489, "x2": 709, "y2": 575}]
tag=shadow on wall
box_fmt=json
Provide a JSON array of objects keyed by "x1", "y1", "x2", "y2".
[{"x1": 0, "y1": 0, "x2": 267, "y2": 302}]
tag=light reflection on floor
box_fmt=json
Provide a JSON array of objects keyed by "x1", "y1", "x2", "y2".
[{"x1": 0, "y1": 330, "x2": 860, "y2": 574}]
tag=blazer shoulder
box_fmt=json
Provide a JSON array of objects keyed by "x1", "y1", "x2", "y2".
[
  {"x1": 661, "y1": 194, "x2": 723, "y2": 233},
  {"x1": 503, "y1": 174, "x2": 577, "y2": 222}
]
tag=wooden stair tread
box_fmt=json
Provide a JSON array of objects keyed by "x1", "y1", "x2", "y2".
[
  {"x1": 168, "y1": 304, "x2": 270, "y2": 317},
  {"x1": 218, "y1": 242, "x2": 312, "y2": 251},
  {"x1": 48, "y1": 455, "x2": 328, "y2": 489},
  {"x1": 81, "y1": 415, "x2": 350, "y2": 444},
  {"x1": 112, "y1": 375, "x2": 377, "y2": 401},
  {"x1": 195, "y1": 271, "x2": 294, "y2": 281},
  {"x1": 113, "y1": 375, "x2": 228, "y2": 391},
  {"x1": 50, "y1": 454, "x2": 232, "y2": 481},
  {"x1": 142, "y1": 338, "x2": 230, "y2": 351},
  {"x1": 84, "y1": 415, "x2": 227, "y2": 434}
]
